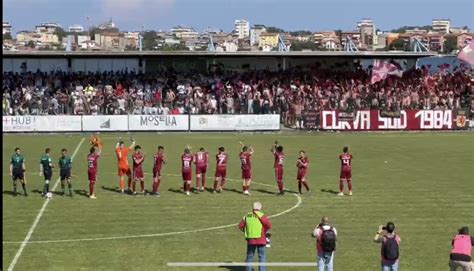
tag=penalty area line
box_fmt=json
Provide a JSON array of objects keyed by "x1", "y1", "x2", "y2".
[{"x1": 7, "y1": 137, "x2": 85, "y2": 271}]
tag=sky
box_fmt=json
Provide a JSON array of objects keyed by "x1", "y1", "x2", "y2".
[{"x1": 3, "y1": 0, "x2": 474, "y2": 34}]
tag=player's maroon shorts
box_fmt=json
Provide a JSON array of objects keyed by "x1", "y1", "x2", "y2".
[
  {"x1": 297, "y1": 169, "x2": 307, "y2": 181},
  {"x1": 215, "y1": 168, "x2": 227, "y2": 178},
  {"x1": 88, "y1": 171, "x2": 97, "y2": 182},
  {"x1": 196, "y1": 165, "x2": 207, "y2": 174},
  {"x1": 153, "y1": 168, "x2": 161, "y2": 178},
  {"x1": 274, "y1": 167, "x2": 283, "y2": 181},
  {"x1": 241, "y1": 169, "x2": 251, "y2": 180},
  {"x1": 340, "y1": 168, "x2": 352, "y2": 179},
  {"x1": 133, "y1": 168, "x2": 144, "y2": 179},
  {"x1": 182, "y1": 170, "x2": 192, "y2": 181}
]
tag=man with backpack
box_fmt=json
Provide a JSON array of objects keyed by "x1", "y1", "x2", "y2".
[
  {"x1": 374, "y1": 222, "x2": 401, "y2": 271},
  {"x1": 312, "y1": 217, "x2": 337, "y2": 271}
]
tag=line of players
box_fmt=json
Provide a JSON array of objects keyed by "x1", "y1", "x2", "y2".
[{"x1": 9, "y1": 138, "x2": 353, "y2": 199}]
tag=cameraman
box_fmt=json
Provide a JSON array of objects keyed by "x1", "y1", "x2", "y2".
[
  {"x1": 449, "y1": 226, "x2": 474, "y2": 271},
  {"x1": 374, "y1": 222, "x2": 401, "y2": 271},
  {"x1": 238, "y1": 202, "x2": 272, "y2": 271},
  {"x1": 312, "y1": 216, "x2": 337, "y2": 271}
]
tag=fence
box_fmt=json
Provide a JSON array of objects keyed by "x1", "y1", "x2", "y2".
[
  {"x1": 2, "y1": 111, "x2": 471, "y2": 133},
  {"x1": 2, "y1": 114, "x2": 281, "y2": 133}
]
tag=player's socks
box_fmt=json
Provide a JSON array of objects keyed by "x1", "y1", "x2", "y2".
[
  {"x1": 127, "y1": 179, "x2": 132, "y2": 190},
  {"x1": 339, "y1": 180, "x2": 344, "y2": 193},
  {"x1": 119, "y1": 179, "x2": 124, "y2": 190},
  {"x1": 140, "y1": 181, "x2": 144, "y2": 192},
  {"x1": 21, "y1": 183, "x2": 27, "y2": 195},
  {"x1": 132, "y1": 182, "x2": 136, "y2": 193},
  {"x1": 89, "y1": 182, "x2": 95, "y2": 196},
  {"x1": 202, "y1": 174, "x2": 206, "y2": 188},
  {"x1": 156, "y1": 179, "x2": 161, "y2": 192},
  {"x1": 196, "y1": 177, "x2": 200, "y2": 189},
  {"x1": 298, "y1": 181, "x2": 302, "y2": 194},
  {"x1": 242, "y1": 185, "x2": 246, "y2": 192},
  {"x1": 68, "y1": 183, "x2": 73, "y2": 195},
  {"x1": 13, "y1": 181, "x2": 17, "y2": 195},
  {"x1": 213, "y1": 180, "x2": 218, "y2": 191},
  {"x1": 277, "y1": 181, "x2": 283, "y2": 193},
  {"x1": 221, "y1": 179, "x2": 225, "y2": 188},
  {"x1": 347, "y1": 179, "x2": 353, "y2": 191},
  {"x1": 303, "y1": 181, "x2": 310, "y2": 191},
  {"x1": 61, "y1": 182, "x2": 65, "y2": 194},
  {"x1": 43, "y1": 182, "x2": 50, "y2": 195}
]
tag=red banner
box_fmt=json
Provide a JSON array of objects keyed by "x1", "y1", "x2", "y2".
[{"x1": 321, "y1": 110, "x2": 453, "y2": 131}]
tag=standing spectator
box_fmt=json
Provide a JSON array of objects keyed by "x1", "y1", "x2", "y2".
[
  {"x1": 312, "y1": 216, "x2": 337, "y2": 271},
  {"x1": 117, "y1": 96, "x2": 126, "y2": 114},
  {"x1": 449, "y1": 226, "x2": 474, "y2": 271},
  {"x1": 374, "y1": 222, "x2": 401, "y2": 271},
  {"x1": 238, "y1": 201, "x2": 272, "y2": 271}
]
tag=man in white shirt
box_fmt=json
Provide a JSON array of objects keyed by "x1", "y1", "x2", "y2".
[{"x1": 312, "y1": 217, "x2": 337, "y2": 271}]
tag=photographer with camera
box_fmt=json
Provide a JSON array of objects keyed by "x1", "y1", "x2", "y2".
[
  {"x1": 374, "y1": 222, "x2": 401, "y2": 271},
  {"x1": 312, "y1": 216, "x2": 337, "y2": 271},
  {"x1": 449, "y1": 226, "x2": 474, "y2": 271},
  {"x1": 238, "y1": 202, "x2": 272, "y2": 271}
]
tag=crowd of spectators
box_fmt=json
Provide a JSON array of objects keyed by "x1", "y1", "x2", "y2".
[{"x1": 3, "y1": 65, "x2": 473, "y2": 128}]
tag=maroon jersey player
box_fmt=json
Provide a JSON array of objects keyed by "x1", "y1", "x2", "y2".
[
  {"x1": 338, "y1": 146, "x2": 353, "y2": 196},
  {"x1": 296, "y1": 150, "x2": 310, "y2": 194},
  {"x1": 239, "y1": 142, "x2": 254, "y2": 195},
  {"x1": 213, "y1": 146, "x2": 228, "y2": 193},
  {"x1": 194, "y1": 147, "x2": 209, "y2": 192},
  {"x1": 151, "y1": 146, "x2": 165, "y2": 196},
  {"x1": 132, "y1": 145, "x2": 145, "y2": 195},
  {"x1": 181, "y1": 146, "x2": 194, "y2": 196},
  {"x1": 87, "y1": 145, "x2": 101, "y2": 199},
  {"x1": 271, "y1": 140, "x2": 285, "y2": 195}
]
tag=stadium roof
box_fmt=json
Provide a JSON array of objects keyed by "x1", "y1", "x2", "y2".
[{"x1": 2, "y1": 50, "x2": 438, "y2": 58}]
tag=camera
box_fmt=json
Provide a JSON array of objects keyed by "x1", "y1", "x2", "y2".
[{"x1": 265, "y1": 232, "x2": 272, "y2": 248}]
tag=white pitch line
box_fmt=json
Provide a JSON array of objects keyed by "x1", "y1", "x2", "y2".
[
  {"x1": 7, "y1": 137, "x2": 85, "y2": 271},
  {"x1": 3, "y1": 177, "x2": 301, "y2": 245},
  {"x1": 167, "y1": 262, "x2": 317, "y2": 267}
]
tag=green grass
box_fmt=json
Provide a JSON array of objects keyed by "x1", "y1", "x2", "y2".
[{"x1": 3, "y1": 132, "x2": 474, "y2": 271}]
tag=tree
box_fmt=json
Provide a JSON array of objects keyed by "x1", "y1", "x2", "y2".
[
  {"x1": 159, "y1": 43, "x2": 188, "y2": 51},
  {"x1": 89, "y1": 27, "x2": 102, "y2": 40},
  {"x1": 54, "y1": 27, "x2": 67, "y2": 41},
  {"x1": 266, "y1": 26, "x2": 285, "y2": 33},
  {"x1": 443, "y1": 35, "x2": 458, "y2": 53},
  {"x1": 388, "y1": 38, "x2": 409, "y2": 51},
  {"x1": 289, "y1": 30, "x2": 312, "y2": 36},
  {"x1": 3, "y1": 33, "x2": 12, "y2": 40},
  {"x1": 391, "y1": 25, "x2": 431, "y2": 33},
  {"x1": 27, "y1": 40, "x2": 36, "y2": 48},
  {"x1": 290, "y1": 41, "x2": 320, "y2": 51},
  {"x1": 142, "y1": 31, "x2": 158, "y2": 50},
  {"x1": 335, "y1": 29, "x2": 343, "y2": 46}
]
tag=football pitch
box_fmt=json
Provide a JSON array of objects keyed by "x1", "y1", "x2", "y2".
[{"x1": 3, "y1": 132, "x2": 474, "y2": 271}]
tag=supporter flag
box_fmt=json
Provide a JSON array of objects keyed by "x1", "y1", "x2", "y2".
[
  {"x1": 371, "y1": 60, "x2": 403, "y2": 84},
  {"x1": 457, "y1": 42, "x2": 474, "y2": 67}
]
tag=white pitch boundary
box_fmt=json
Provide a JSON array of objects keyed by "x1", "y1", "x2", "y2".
[
  {"x1": 7, "y1": 137, "x2": 86, "y2": 271},
  {"x1": 3, "y1": 175, "x2": 302, "y2": 245},
  {"x1": 167, "y1": 262, "x2": 318, "y2": 267}
]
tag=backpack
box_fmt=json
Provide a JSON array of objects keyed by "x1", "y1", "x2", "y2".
[
  {"x1": 321, "y1": 227, "x2": 336, "y2": 253},
  {"x1": 382, "y1": 235, "x2": 399, "y2": 261}
]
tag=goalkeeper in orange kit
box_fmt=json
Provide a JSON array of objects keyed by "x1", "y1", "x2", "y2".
[{"x1": 115, "y1": 136, "x2": 136, "y2": 194}]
